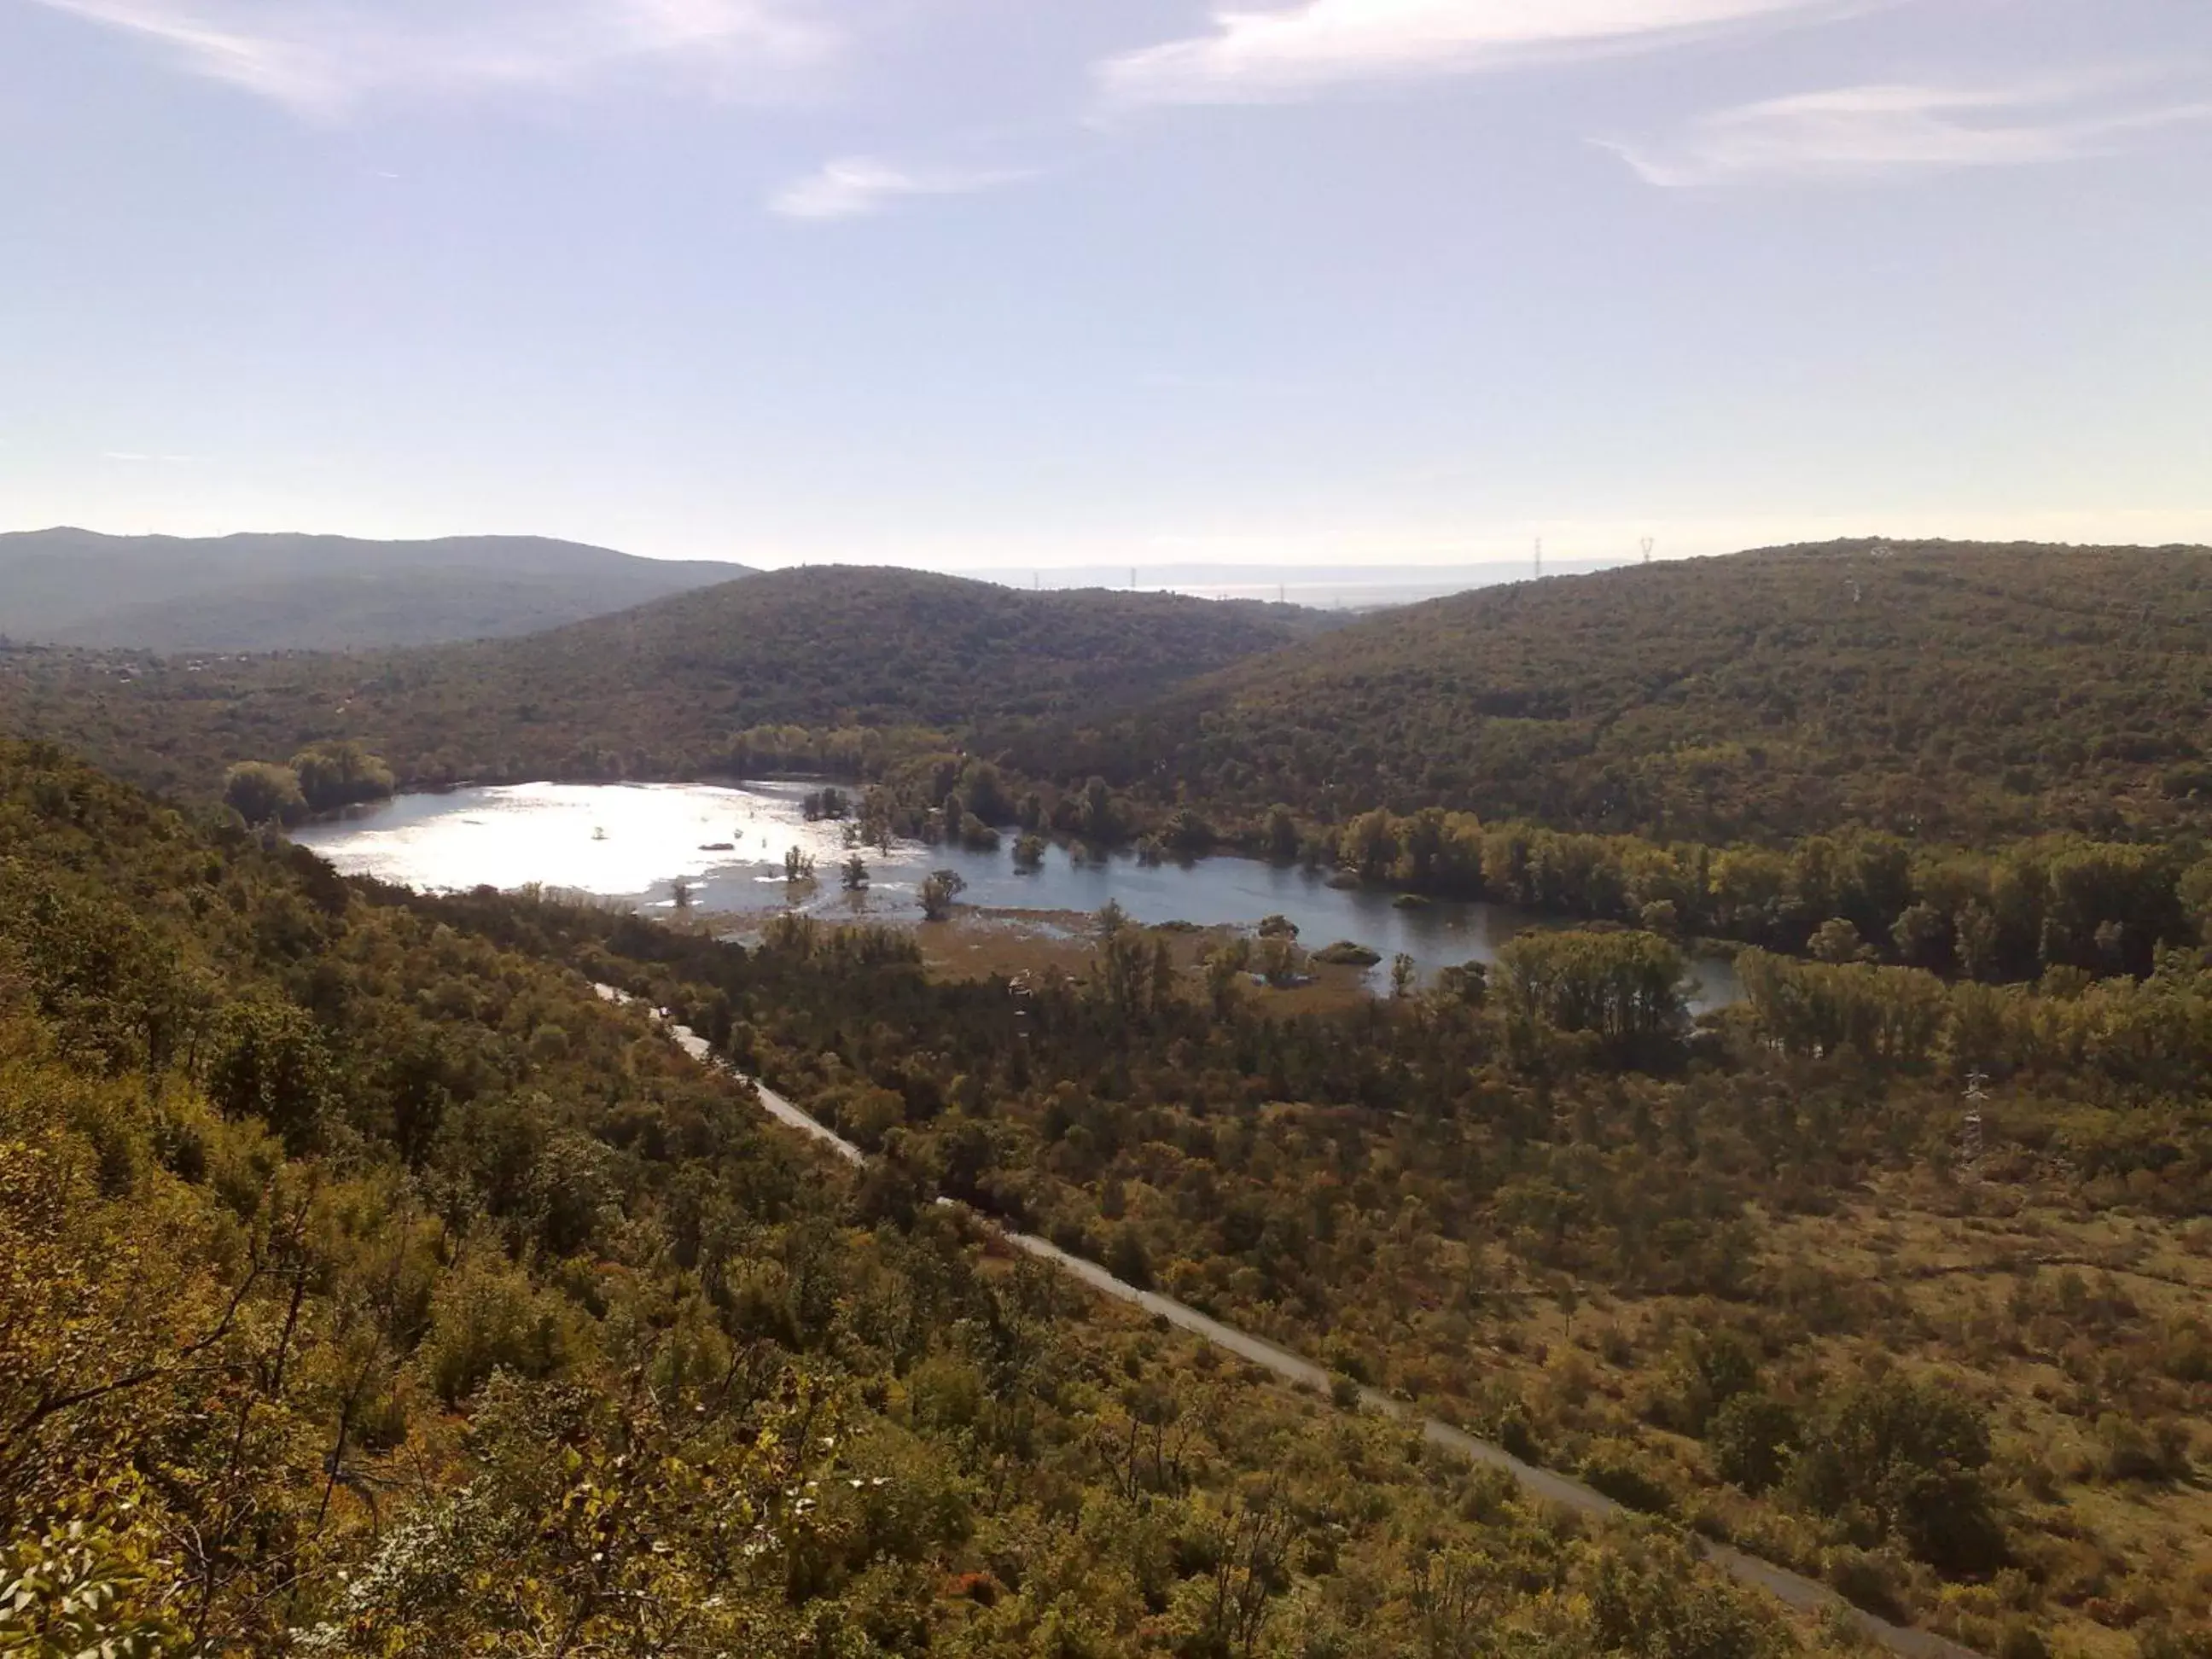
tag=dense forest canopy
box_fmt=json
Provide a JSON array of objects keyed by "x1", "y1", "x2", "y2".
[
  {"x1": 0, "y1": 527, "x2": 748, "y2": 652},
  {"x1": 1006, "y1": 540, "x2": 2212, "y2": 848}
]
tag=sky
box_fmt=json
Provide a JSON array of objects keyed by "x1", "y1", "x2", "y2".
[{"x1": 2, "y1": 0, "x2": 2208, "y2": 571}]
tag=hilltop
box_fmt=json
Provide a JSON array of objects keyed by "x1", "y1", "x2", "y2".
[
  {"x1": 0, "y1": 563, "x2": 1330, "y2": 795},
  {"x1": 0, "y1": 527, "x2": 747, "y2": 651},
  {"x1": 1005, "y1": 539, "x2": 2212, "y2": 847}
]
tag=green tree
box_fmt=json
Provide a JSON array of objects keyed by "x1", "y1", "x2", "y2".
[
  {"x1": 1495, "y1": 929, "x2": 1687, "y2": 1053},
  {"x1": 205, "y1": 998, "x2": 334, "y2": 1149},
  {"x1": 1809, "y1": 917, "x2": 1871, "y2": 964},
  {"x1": 919, "y1": 870, "x2": 967, "y2": 921},
  {"x1": 223, "y1": 761, "x2": 306, "y2": 826},
  {"x1": 1709, "y1": 1394, "x2": 1801, "y2": 1494},
  {"x1": 290, "y1": 741, "x2": 395, "y2": 813},
  {"x1": 1792, "y1": 1373, "x2": 2003, "y2": 1573},
  {"x1": 1081, "y1": 776, "x2": 1117, "y2": 841},
  {"x1": 1891, "y1": 902, "x2": 1952, "y2": 969},
  {"x1": 1389, "y1": 952, "x2": 1417, "y2": 999}
]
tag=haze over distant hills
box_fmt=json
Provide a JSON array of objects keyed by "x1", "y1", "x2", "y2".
[
  {"x1": 0, "y1": 528, "x2": 748, "y2": 652},
  {"x1": 957, "y1": 558, "x2": 1633, "y2": 610}
]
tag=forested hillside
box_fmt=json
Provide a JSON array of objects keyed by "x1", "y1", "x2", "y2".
[
  {"x1": 0, "y1": 528, "x2": 745, "y2": 651},
  {"x1": 1008, "y1": 541, "x2": 2212, "y2": 847},
  {"x1": 8, "y1": 737, "x2": 1843, "y2": 1656},
  {"x1": 461, "y1": 876, "x2": 2212, "y2": 1659},
  {"x1": 0, "y1": 566, "x2": 1326, "y2": 797},
  {"x1": 9, "y1": 710, "x2": 2211, "y2": 1654}
]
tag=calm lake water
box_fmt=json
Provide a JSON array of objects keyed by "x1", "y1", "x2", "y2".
[{"x1": 295, "y1": 780, "x2": 1740, "y2": 1008}]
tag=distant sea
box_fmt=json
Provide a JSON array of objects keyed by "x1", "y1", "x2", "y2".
[{"x1": 958, "y1": 558, "x2": 1636, "y2": 611}]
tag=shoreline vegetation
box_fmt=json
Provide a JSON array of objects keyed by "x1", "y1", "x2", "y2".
[{"x1": 283, "y1": 759, "x2": 2212, "y2": 995}]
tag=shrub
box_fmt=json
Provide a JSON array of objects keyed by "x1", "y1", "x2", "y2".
[{"x1": 422, "y1": 1250, "x2": 568, "y2": 1404}]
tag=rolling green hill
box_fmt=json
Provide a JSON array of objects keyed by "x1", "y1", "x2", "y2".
[
  {"x1": 0, "y1": 564, "x2": 1329, "y2": 796},
  {"x1": 0, "y1": 527, "x2": 747, "y2": 651},
  {"x1": 1004, "y1": 539, "x2": 2212, "y2": 847}
]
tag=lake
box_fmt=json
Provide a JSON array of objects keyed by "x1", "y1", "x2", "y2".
[{"x1": 294, "y1": 780, "x2": 1740, "y2": 1008}]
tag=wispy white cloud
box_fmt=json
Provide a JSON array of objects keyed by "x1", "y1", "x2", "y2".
[
  {"x1": 27, "y1": 0, "x2": 837, "y2": 115},
  {"x1": 1097, "y1": 0, "x2": 1877, "y2": 108},
  {"x1": 769, "y1": 156, "x2": 1034, "y2": 221},
  {"x1": 1613, "y1": 75, "x2": 2212, "y2": 186}
]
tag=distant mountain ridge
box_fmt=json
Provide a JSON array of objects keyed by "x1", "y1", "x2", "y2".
[{"x1": 0, "y1": 528, "x2": 748, "y2": 651}]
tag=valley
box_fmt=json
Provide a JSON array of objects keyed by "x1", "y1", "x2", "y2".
[{"x1": 3, "y1": 541, "x2": 2209, "y2": 1659}]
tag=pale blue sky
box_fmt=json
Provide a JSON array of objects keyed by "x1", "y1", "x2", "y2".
[{"x1": 3, "y1": 0, "x2": 2207, "y2": 568}]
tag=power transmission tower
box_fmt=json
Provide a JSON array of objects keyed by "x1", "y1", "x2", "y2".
[
  {"x1": 1534, "y1": 536, "x2": 1543, "y2": 579},
  {"x1": 1961, "y1": 1071, "x2": 1988, "y2": 1176},
  {"x1": 1640, "y1": 536, "x2": 1655, "y2": 564}
]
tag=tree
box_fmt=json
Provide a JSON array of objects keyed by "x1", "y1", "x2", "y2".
[
  {"x1": 223, "y1": 762, "x2": 306, "y2": 827},
  {"x1": 1165, "y1": 806, "x2": 1215, "y2": 857},
  {"x1": 1389, "y1": 953, "x2": 1417, "y2": 999},
  {"x1": 841, "y1": 853, "x2": 870, "y2": 891},
  {"x1": 670, "y1": 876, "x2": 695, "y2": 911},
  {"x1": 1434, "y1": 961, "x2": 1487, "y2": 1007},
  {"x1": 1343, "y1": 809, "x2": 1398, "y2": 882},
  {"x1": 205, "y1": 998, "x2": 334, "y2": 1150},
  {"x1": 920, "y1": 870, "x2": 966, "y2": 922},
  {"x1": 290, "y1": 741, "x2": 395, "y2": 813},
  {"x1": 783, "y1": 846, "x2": 817, "y2": 884},
  {"x1": 1081, "y1": 777, "x2": 1117, "y2": 841},
  {"x1": 1495, "y1": 929, "x2": 1687, "y2": 1053},
  {"x1": 961, "y1": 761, "x2": 1010, "y2": 824},
  {"x1": 1809, "y1": 917, "x2": 1871, "y2": 964},
  {"x1": 2180, "y1": 857, "x2": 2212, "y2": 944},
  {"x1": 1791, "y1": 1373, "x2": 2003, "y2": 1573},
  {"x1": 1891, "y1": 902, "x2": 1952, "y2": 969},
  {"x1": 1709, "y1": 1394, "x2": 1800, "y2": 1494}
]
